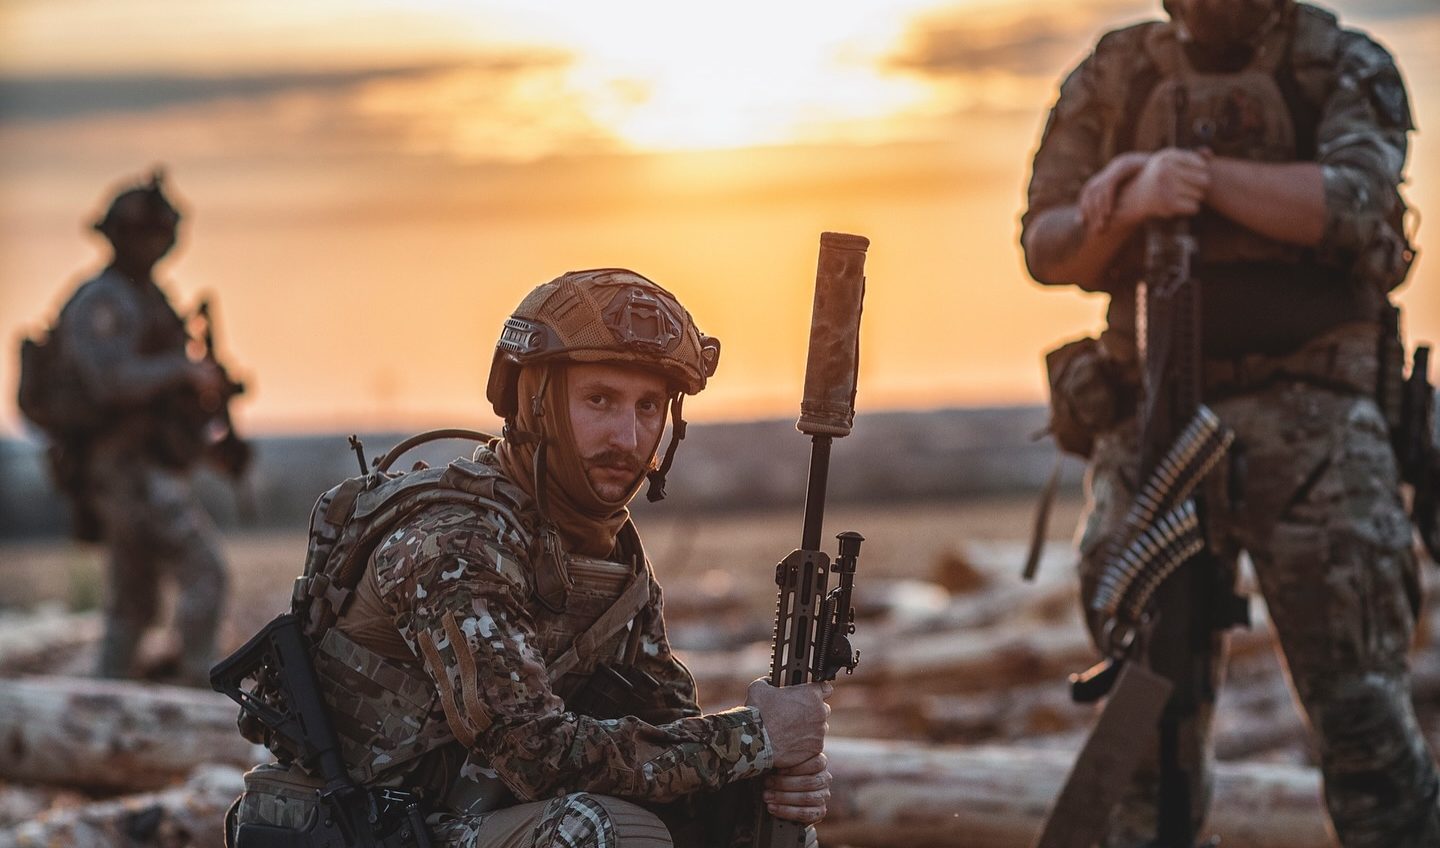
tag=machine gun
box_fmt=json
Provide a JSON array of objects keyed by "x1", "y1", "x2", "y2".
[
  {"x1": 751, "y1": 232, "x2": 869, "y2": 848},
  {"x1": 1036, "y1": 85, "x2": 1239, "y2": 848},
  {"x1": 211, "y1": 614, "x2": 432, "y2": 848}
]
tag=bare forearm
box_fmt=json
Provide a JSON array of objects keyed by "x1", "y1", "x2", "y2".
[
  {"x1": 1023, "y1": 205, "x2": 1140, "y2": 290},
  {"x1": 1205, "y1": 158, "x2": 1325, "y2": 247}
]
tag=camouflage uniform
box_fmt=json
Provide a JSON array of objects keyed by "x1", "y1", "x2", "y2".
[
  {"x1": 57, "y1": 267, "x2": 227, "y2": 686},
  {"x1": 1024, "y1": 4, "x2": 1439, "y2": 846},
  {"x1": 236, "y1": 446, "x2": 773, "y2": 847}
]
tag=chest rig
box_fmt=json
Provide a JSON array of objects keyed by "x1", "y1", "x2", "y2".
[{"x1": 1131, "y1": 23, "x2": 1302, "y2": 267}]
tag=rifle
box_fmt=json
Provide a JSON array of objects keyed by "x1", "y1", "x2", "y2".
[
  {"x1": 1036, "y1": 84, "x2": 1240, "y2": 848},
  {"x1": 211, "y1": 614, "x2": 432, "y2": 848},
  {"x1": 751, "y1": 232, "x2": 869, "y2": 848},
  {"x1": 194, "y1": 297, "x2": 253, "y2": 480},
  {"x1": 1397, "y1": 344, "x2": 1440, "y2": 564}
]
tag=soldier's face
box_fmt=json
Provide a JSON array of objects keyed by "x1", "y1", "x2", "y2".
[{"x1": 566, "y1": 362, "x2": 669, "y2": 502}]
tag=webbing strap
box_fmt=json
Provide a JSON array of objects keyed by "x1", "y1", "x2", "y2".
[{"x1": 547, "y1": 566, "x2": 652, "y2": 683}]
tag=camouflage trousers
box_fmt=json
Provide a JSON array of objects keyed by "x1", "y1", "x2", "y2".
[
  {"x1": 1077, "y1": 381, "x2": 1440, "y2": 848},
  {"x1": 234, "y1": 762, "x2": 808, "y2": 848},
  {"x1": 89, "y1": 448, "x2": 227, "y2": 687}
]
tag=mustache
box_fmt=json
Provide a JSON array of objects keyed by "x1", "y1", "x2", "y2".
[{"x1": 582, "y1": 450, "x2": 646, "y2": 474}]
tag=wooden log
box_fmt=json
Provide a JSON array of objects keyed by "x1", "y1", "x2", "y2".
[
  {"x1": 686, "y1": 601, "x2": 1280, "y2": 700},
  {"x1": 0, "y1": 677, "x2": 265, "y2": 793},
  {"x1": 0, "y1": 606, "x2": 100, "y2": 676},
  {"x1": 0, "y1": 765, "x2": 242, "y2": 848},
  {"x1": 819, "y1": 738, "x2": 1335, "y2": 848}
]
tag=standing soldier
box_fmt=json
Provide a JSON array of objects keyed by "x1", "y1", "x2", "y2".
[
  {"x1": 21, "y1": 172, "x2": 233, "y2": 687},
  {"x1": 228, "y1": 269, "x2": 833, "y2": 847},
  {"x1": 1022, "y1": 1, "x2": 1438, "y2": 845}
]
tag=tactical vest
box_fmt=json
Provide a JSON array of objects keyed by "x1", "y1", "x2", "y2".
[
  {"x1": 249, "y1": 437, "x2": 653, "y2": 811},
  {"x1": 1129, "y1": 22, "x2": 1303, "y2": 267}
]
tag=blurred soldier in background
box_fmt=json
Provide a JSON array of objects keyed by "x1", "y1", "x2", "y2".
[
  {"x1": 18, "y1": 171, "x2": 243, "y2": 687},
  {"x1": 1022, "y1": 0, "x2": 1437, "y2": 845}
]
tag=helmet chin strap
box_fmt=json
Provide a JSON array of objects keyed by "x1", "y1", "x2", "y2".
[
  {"x1": 646, "y1": 393, "x2": 686, "y2": 502},
  {"x1": 513, "y1": 367, "x2": 571, "y2": 613}
]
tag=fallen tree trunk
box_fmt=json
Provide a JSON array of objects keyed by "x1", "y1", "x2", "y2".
[
  {"x1": 0, "y1": 606, "x2": 100, "y2": 676},
  {"x1": 0, "y1": 677, "x2": 265, "y2": 793},
  {"x1": 687, "y1": 604, "x2": 1280, "y2": 699},
  {"x1": 0, "y1": 765, "x2": 242, "y2": 848},
  {"x1": 820, "y1": 738, "x2": 1335, "y2": 848}
]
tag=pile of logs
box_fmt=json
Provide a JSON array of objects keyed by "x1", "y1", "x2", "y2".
[{"x1": 4, "y1": 540, "x2": 1437, "y2": 847}]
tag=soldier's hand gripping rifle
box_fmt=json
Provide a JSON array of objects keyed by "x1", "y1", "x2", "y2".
[
  {"x1": 211, "y1": 614, "x2": 432, "y2": 848},
  {"x1": 751, "y1": 232, "x2": 869, "y2": 848},
  {"x1": 1036, "y1": 86, "x2": 1241, "y2": 848}
]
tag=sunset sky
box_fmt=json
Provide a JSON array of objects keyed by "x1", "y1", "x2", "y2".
[{"x1": 2, "y1": 0, "x2": 1437, "y2": 436}]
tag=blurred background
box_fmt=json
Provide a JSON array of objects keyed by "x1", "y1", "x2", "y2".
[
  {"x1": 3, "y1": 0, "x2": 1435, "y2": 439},
  {"x1": 2, "y1": 3, "x2": 1439, "y2": 844}
]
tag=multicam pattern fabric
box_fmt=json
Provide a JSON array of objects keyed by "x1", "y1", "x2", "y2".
[
  {"x1": 374, "y1": 489, "x2": 771, "y2": 804},
  {"x1": 237, "y1": 447, "x2": 771, "y2": 845},
  {"x1": 1077, "y1": 385, "x2": 1440, "y2": 847},
  {"x1": 1022, "y1": 3, "x2": 1411, "y2": 357},
  {"x1": 1023, "y1": 4, "x2": 1436, "y2": 845},
  {"x1": 56, "y1": 268, "x2": 226, "y2": 685}
]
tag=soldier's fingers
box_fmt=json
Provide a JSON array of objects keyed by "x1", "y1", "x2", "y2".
[
  {"x1": 765, "y1": 801, "x2": 828, "y2": 824},
  {"x1": 765, "y1": 788, "x2": 831, "y2": 807},
  {"x1": 765, "y1": 770, "x2": 831, "y2": 791},
  {"x1": 770, "y1": 754, "x2": 827, "y2": 777}
]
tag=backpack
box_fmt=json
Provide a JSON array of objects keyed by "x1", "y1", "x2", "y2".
[
  {"x1": 17, "y1": 327, "x2": 98, "y2": 439},
  {"x1": 237, "y1": 428, "x2": 656, "y2": 766},
  {"x1": 237, "y1": 429, "x2": 521, "y2": 751}
]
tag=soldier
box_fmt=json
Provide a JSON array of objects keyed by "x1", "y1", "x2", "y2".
[
  {"x1": 1022, "y1": 1, "x2": 1438, "y2": 845},
  {"x1": 52, "y1": 173, "x2": 230, "y2": 687},
  {"x1": 231, "y1": 270, "x2": 833, "y2": 847}
]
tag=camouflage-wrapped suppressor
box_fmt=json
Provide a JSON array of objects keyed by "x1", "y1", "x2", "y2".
[{"x1": 797, "y1": 232, "x2": 868, "y2": 438}]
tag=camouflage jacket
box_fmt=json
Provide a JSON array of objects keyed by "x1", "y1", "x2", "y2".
[
  {"x1": 1022, "y1": 3, "x2": 1413, "y2": 356},
  {"x1": 55, "y1": 267, "x2": 194, "y2": 449},
  {"x1": 326, "y1": 447, "x2": 772, "y2": 808},
  {"x1": 58, "y1": 268, "x2": 192, "y2": 412}
]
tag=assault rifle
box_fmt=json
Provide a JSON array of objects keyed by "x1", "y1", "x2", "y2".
[
  {"x1": 751, "y1": 232, "x2": 869, "y2": 848},
  {"x1": 211, "y1": 614, "x2": 432, "y2": 848},
  {"x1": 1036, "y1": 86, "x2": 1240, "y2": 848},
  {"x1": 194, "y1": 297, "x2": 252, "y2": 480}
]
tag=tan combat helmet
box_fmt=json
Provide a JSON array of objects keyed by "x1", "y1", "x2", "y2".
[
  {"x1": 94, "y1": 169, "x2": 181, "y2": 240},
  {"x1": 486, "y1": 268, "x2": 721, "y2": 500}
]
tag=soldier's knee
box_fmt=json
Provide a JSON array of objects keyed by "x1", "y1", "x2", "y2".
[{"x1": 539, "y1": 794, "x2": 672, "y2": 848}]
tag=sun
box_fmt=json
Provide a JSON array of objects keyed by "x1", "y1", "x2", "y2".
[{"x1": 429, "y1": 0, "x2": 950, "y2": 154}]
